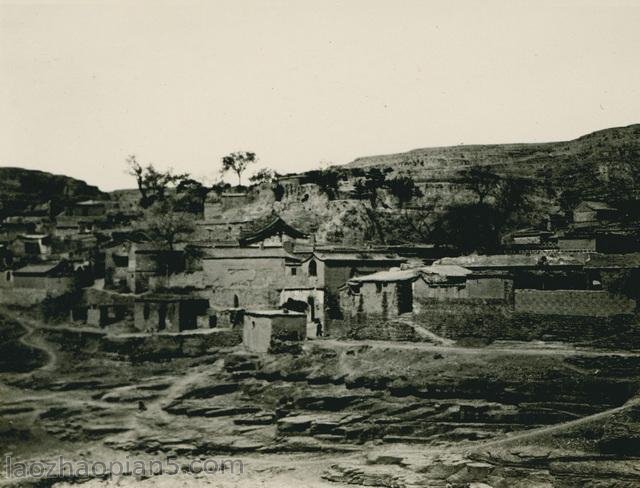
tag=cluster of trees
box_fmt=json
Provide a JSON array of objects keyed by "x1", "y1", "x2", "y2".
[
  {"x1": 392, "y1": 165, "x2": 535, "y2": 253},
  {"x1": 126, "y1": 149, "x2": 541, "y2": 255},
  {"x1": 351, "y1": 167, "x2": 422, "y2": 208}
]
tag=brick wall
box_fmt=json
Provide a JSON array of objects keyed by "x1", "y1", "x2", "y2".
[{"x1": 515, "y1": 289, "x2": 636, "y2": 317}]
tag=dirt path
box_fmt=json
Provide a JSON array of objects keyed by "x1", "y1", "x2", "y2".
[
  {"x1": 316, "y1": 338, "x2": 640, "y2": 358},
  {"x1": 14, "y1": 315, "x2": 58, "y2": 372}
]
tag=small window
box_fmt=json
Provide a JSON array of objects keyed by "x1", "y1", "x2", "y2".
[
  {"x1": 252, "y1": 321, "x2": 256, "y2": 329},
  {"x1": 233, "y1": 295, "x2": 240, "y2": 308},
  {"x1": 143, "y1": 303, "x2": 150, "y2": 320},
  {"x1": 291, "y1": 267, "x2": 297, "y2": 276},
  {"x1": 5, "y1": 271, "x2": 11, "y2": 282},
  {"x1": 308, "y1": 260, "x2": 317, "y2": 277},
  {"x1": 375, "y1": 283, "x2": 383, "y2": 293}
]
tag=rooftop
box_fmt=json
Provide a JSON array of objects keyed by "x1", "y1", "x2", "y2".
[
  {"x1": 420, "y1": 264, "x2": 473, "y2": 277},
  {"x1": 245, "y1": 309, "x2": 306, "y2": 317},
  {"x1": 309, "y1": 251, "x2": 405, "y2": 263},
  {"x1": 14, "y1": 262, "x2": 62, "y2": 274},
  {"x1": 575, "y1": 200, "x2": 618, "y2": 212},
  {"x1": 348, "y1": 268, "x2": 419, "y2": 283},
  {"x1": 436, "y1": 253, "x2": 587, "y2": 268}
]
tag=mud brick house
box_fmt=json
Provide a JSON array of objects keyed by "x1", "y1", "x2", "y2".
[
  {"x1": 103, "y1": 240, "x2": 185, "y2": 293},
  {"x1": 0, "y1": 219, "x2": 37, "y2": 242},
  {"x1": 0, "y1": 260, "x2": 77, "y2": 306},
  {"x1": 66, "y1": 200, "x2": 109, "y2": 218},
  {"x1": 79, "y1": 288, "x2": 136, "y2": 327},
  {"x1": 557, "y1": 228, "x2": 638, "y2": 253},
  {"x1": 584, "y1": 253, "x2": 640, "y2": 300},
  {"x1": 276, "y1": 174, "x2": 303, "y2": 197},
  {"x1": 279, "y1": 287, "x2": 326, "y2": 337},
  {"x1": 4, "y1": 261, "x2": 74, "y2": 291},
  {"x1": 301, "y1": 250, "x2": 406, "y2": 291},
  {"x1": 161, "y1": 215, "x2": 311, "y2": 309},
  {"x1": 134, "y1": 293, "x2": 209, "y2": 333},
  {"x1": 340, "y1": 268, "x2": 418, "y2": 320},
  {"x1": 430, "y1": 253, "x2": 637, "y2": 341},
  {"x1": 572, "y1": 201, "x2": 620, "y2": 227},
  {"x1": 243, "y1": 309, "x2": 306, "y2": 353},
  {"x1": 238, "y1": 215, "x2": 309, "y2": 247},
  {"x1": 505, "y1": 228, "x2": 556, "y2": 250},
  {"x1": 195, "y1": 217, "x2": 254, "y2": 242},
  {"x1": 10, "y1": 233, "x2": 52, "y2": 258},
  {"x1": 54, "y1": 200, "x2": 109, "y2": 237},
  {"x1": 413, "y1": 265, "x2": 474, "y2": 300},
  {"x1": 198, "y1": 245, "x2": 305, "y2": 309},
  {"x1": 436, "y1": 253, "x2": 589, "y2": 291}
]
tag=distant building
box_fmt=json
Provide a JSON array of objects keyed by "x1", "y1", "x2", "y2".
[
  {"x1": 7, "y1": 261, "x2": 74, "y2": 292},
  {"x1": 134, "y1": 293, "x2": 209, "y2": 333},
  {"x1": 238, "y1": 215, "x2": 309, "y2": 247},
  {"x1": 242, "y1": 309, "x2": 306, "y2": 353},
  {"x1": 558, "y1": 229, "x2": 638, "y2": 253},
  {"x1": 10, "y1": 234, "x2": 52, "y2": 258},
  {"x1": 340, "y1": 268, "x2": 418, "y2": 321},
  {"x1": 572, "y1": 201, "x2": 620, "y2": 226}
]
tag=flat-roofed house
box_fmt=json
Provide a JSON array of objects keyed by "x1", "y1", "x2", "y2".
[
  {"x1": 573, "y1": 201, "x2": 620, "y2": 226},
  {"x1": 243, "y1": 309, "x2": 306, "y2": 353}
]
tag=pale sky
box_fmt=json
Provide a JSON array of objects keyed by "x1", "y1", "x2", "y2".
[{"x1": 1, "y1": 0, "x2": 639, "y2": 191}]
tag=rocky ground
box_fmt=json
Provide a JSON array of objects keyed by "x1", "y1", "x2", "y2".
[{"x1": 1, "y1": 309, "x2": 640, "y2": 487}]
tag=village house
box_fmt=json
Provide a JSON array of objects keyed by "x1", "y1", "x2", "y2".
[
  {"x1": 195, "y1": 217, "x2": 254, "y2": 242},
  {"x1": 505, "y1": 228, "x2": 556, "y2": 250},
  {"x1": 0, "y1": 220, "x2": 37, "y2": 242},
  {"x1": 584, "y1": 253, "x2": 640, "y2": 300},
  {"x1": 2, "y1": 261, "x2": 75, "y2": 293},
  {"x1": 65, "y1": 200, "x2": 109, "y2": 218},
  {"x1": 557, "y1": 228, "x2": 638, "y2": 253},
  {"x1": 54, "y1": 200, "x2": 110, "y2": 237},
  {"x1": 238, "y1": 214, "x2": 309, "y2": 247},
  {"x1": 413, "y1": 265, "x2": 475, "y2": 300},
  {"x1": 436, "y1": 254, "x2": 588, "y2": 291},
  {"x1": 274, "y1": 249, "x2": 408, "y2": 336},
  {"x1": 275, "y1": 174, "x2": 303, "y2": 198},
  {"x1": 339, "y1": 268, "x2": 418, "y2": 321},
  {"x1": 242, "y1": 309, "x2": 306, "y2": 353},
  {"x1": 134, "y1": 292, "x2": 210, "y2": 333},
  {"x1": 103, "y1": 240, "x2": 185, "y2": 293},
  {"x1": 155, "y1": 215, "x2": 311, "y2": 310},
  {"x1": 10, "y1": 233, "x2": 52, "y2": 258},
  {"x1": 572, "y1": 200, "x2": 620, "y2": 227}
]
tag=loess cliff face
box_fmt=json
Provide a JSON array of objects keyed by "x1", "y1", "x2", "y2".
[
  {"x1": 0, "y1": 167, "x2": 106, "y2": 218},
  {"x1": 345, "y1": 123, "x2": 640, "y2": 178}
]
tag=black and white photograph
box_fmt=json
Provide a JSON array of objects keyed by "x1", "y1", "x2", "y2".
[{"x1": 1, "y1": 1, "x2": 640, "y2": 486}]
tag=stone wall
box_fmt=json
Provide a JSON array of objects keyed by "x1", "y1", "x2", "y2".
[
  {"x1": 515, "y1": 289, "x2": 636, "y2": 317},
  {"x1": 330, "y1": 315, "x2": 420, "y2": 341},
  {"x1": 42, "y1": 326, "x2": 242, "y2": 360},
  {"x1": 0, "y1": 288, "x2": 50, "y2": 306},
  {"x1": 412, "y1": 297, "x2": 636, "y2": 342}
]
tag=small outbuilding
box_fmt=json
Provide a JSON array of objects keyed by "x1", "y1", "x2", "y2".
[
  {"x1": 242, "y1": 309, "x2": 306, "y2": 353},
  {"x1": 134, "y1": 293, "x2": 209, "y2": 333}
]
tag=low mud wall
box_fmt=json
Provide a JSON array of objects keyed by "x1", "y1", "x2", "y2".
[
  {"x1": 413, "y1": 298, "x2": 636, "y2": 342},
  {"x1": 329, "y1": 314, "x2": 421, "y2": 341},
  {"x1": 40, "y1": 326, "x2": 241, "y2": 360}
]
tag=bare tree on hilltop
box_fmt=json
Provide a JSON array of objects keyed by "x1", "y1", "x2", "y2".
[
  {"x1": 126, "y1": 155, "x2": 189, "y2": 208},
  {"x1": 221, "y1": 151, "x2": 256, "y2": 186}
]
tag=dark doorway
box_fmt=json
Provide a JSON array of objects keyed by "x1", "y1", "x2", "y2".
[
  {"x1": 307, "y1": 296, "x2": 315, "y2": 321},
  {"x1": 158, "y1": 303, "x2": 167, "y2": 331},
  {"x1": 397, "y1": 282, "x2": 413, "y2": 314}
]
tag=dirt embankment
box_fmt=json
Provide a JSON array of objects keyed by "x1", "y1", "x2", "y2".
[{"x1": 1, "y1": 312, "x2": 640, "y2": 487}]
